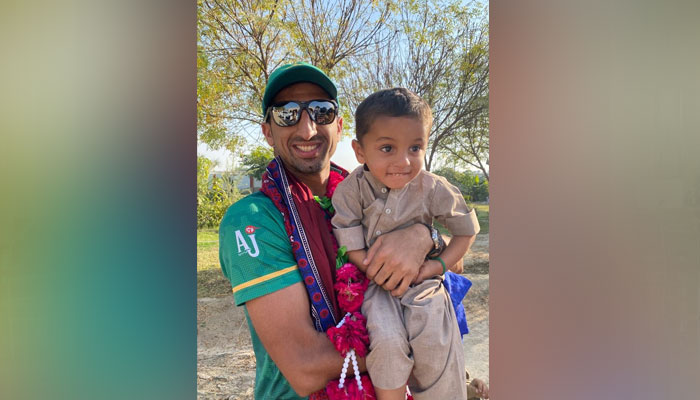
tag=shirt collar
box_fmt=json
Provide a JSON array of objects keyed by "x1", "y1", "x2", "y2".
[{"x1": 361, "y1": 164, "x2": 390, "y2": 194}]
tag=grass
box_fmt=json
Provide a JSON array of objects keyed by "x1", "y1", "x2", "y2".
[
  {"x1": 197, "y1": 228, "x2": 233, "y2": 298},
  {"x1": 197, "y1": 229, "x2": 219, "y2": 244},
  {"x1": 472, "y1": 203, "x2": 489, "y2": 234}
]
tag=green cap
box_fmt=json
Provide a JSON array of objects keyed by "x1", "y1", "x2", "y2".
[{"x1": 261, "y1": 62, "x2": 338, "y2": 115}]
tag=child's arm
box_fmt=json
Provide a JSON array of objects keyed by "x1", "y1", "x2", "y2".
[
  {"x1": 418, "y1": 175, "x2": 481, "y2": 283},
  {"x1": 445, "y1": 234, "x2": 476, "y2": 274},
  {"x1": 413, "y1": 234, "x2": 475, "y2": 283},
  {"x1": 346, "y1": 249, "x2": 369, "y2": 273},
  {"x1": 331, "y1": 175, "x2": 370, "y2": 272}
]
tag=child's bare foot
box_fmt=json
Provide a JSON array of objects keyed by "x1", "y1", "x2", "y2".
[{"x1": 467, "y1": 377, "x2": 489, "y2": 399}]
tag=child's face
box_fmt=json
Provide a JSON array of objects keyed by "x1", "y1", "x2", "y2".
[{"x1": 352, "y1": 116, "x2": 428, "y2": 189}]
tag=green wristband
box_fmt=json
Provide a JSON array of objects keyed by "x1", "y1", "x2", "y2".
[{"x1": 430, "y1": 256, "x2": 447, "y2": 275}]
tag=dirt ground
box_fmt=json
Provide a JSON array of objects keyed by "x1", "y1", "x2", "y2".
[{"x1": 197, "y1": 234, "x2": 489, "y2": 400}]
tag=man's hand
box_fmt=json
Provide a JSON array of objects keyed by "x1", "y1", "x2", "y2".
[
  {"x1": 363, "y1": 224, "x2": 432, "y2": 297},
  {"x1": 246, "y1": 282, "x2": 364, "y2": 396}
]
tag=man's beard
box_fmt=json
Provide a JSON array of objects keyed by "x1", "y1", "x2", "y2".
[
  {"x1": 276, "y1": 141, "x2": 329, "y2": 175},
  {"x1": 290, "y1": 158, "x2": 324, "y2": 174}
]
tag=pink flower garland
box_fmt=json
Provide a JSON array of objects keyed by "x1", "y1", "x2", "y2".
[
  {"x1": 335, "y1": 267, "x2": 369, "y2": 315},
  {"x1": 322, "y1": 263, "x2": 375, "y2": 399}
]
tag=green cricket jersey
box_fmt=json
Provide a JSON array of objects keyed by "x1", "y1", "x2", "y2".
[{"x1": 219, "y1": 192, "x2": 307, "y2": 400}]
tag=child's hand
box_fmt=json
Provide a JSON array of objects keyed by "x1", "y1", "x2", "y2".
[
  {"x1": 411, "y1": 259, "x2": 443, "y2": 285},
  {"x1": 468, "y1": 378, "x2": 489, "y2": 399}
]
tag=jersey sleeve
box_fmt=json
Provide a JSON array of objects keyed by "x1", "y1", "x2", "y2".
[
  {"x1": 331, "y1": 176, "x2": 366, "y2": 251},
  {"x1": 219, "y1": 194, "x2": 301, "y2": 306},
  {"x1": 430, "y1": 177, "x2": 481, "y2": 236}
]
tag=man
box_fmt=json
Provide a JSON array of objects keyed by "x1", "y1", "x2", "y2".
[{"x1": 219, "y1": 62, "x2": 441, "y2": 399}]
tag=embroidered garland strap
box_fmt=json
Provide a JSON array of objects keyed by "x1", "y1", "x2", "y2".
[{"x1": 260, "y1": 156, "x2": 347, "y2": 331}]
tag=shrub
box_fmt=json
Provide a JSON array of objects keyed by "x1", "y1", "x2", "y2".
[
  {"x1": 433, "y1": 167, "x2": 489, "y2": 203},
  {"x1": 197, "y1": 156, "x2": 242, "y2": 228}
]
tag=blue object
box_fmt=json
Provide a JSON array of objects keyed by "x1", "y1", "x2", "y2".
[{"x1": 443, "y1": 271, "x2": 472, "y2": 337}]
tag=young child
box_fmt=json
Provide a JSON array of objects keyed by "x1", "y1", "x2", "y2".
[{"x1": 331, "y1": 88, "x2": 489, "y2": 400}]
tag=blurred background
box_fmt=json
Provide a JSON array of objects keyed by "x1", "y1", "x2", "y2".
[{"x1": 1, "y1": 0, "x2": 698, "y2": 399}]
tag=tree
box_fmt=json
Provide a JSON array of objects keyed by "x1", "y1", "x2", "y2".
[
  {"x1": 198, "y1": 0, "x2": 490, "y2": 178},
  {"x1": 345, "y1": 0, "x2": 489, "y2": 174},
  {"x1": 439, "y1": 111, "x2": 489, "y2": 180},
  {"x1": 433, "y1": 166, "x2": 489, "y2": 203},
  {"x1": 288, "y1": 0, "x2": 394, "y2": 73},
  {"x1": 197, "y1": 0, "x2": 396, "y2": 152},
  {"x1": 240, "y1": 145, "x2": 274, "y2": 179},
  {"x1": 198, "y1": 0, "x2": 292, "y2": 151}
]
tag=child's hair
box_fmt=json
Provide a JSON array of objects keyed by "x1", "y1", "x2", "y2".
[{"x1": 354, "y1": 87, "x2": 433, "y2": 141}]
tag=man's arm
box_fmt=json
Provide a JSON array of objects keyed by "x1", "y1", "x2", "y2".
[
  {"x1": 363, "y1": 223, "x2": 434, "y2": 297},
  {"x1": 413, "y1": 234, "x2": 476, "y2": 282},
  {"x1": 246, "y1": 281, "x2": 366, "y2": 396}
]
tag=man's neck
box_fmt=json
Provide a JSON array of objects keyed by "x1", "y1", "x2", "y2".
[{"x1": 291, "y1": 167, "x2": 330, "y2": 197}]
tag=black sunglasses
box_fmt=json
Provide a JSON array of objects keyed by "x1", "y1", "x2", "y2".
[{"x1": 264, "y1": 99, "x2": 338, "y2": 127}]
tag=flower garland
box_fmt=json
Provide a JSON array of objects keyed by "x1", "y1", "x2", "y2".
[
  {"x1": 326, "y1": 259, "x2": 372, "y2": 395},
  {"x1": 311, "y1": 173, "x2": 412, "y2": 400},
  {"x1": 311, "y1": 183, "x2": 375, "y2": 400}
]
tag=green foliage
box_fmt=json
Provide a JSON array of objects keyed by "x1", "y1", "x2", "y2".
[
  {"x1": 336, "y1": 246, "x2": 348, "y2": 269},
  {"x1": 433, "y1": 166, "x2": 489, "y2": 203},
  {"x1": 313, "y1": 195, "x2": 334, "y2": 214},
  {"x1": 197, "y1": 156, "x2": 242, "y2": 228},
  {"x1": 344, "y1": 0, "x2": 489, "y2": 173},
  {"x1": 198, "y1": 0, "x2": 489, "y2": 175},
  {"x1": 197, "y1": 228, "x2": 232, "y2": 297},
  {"x1": 473, "y1": 204, "x2": 489, "y2": 234},
  {"x1": 240, "y1": 145, "x2": 274, "y2": 179},
  {"x1": 439, "y1": 111, "x2": 490, "y2": 180},
  {"x1": 198, "y1": 0, "x2": 395, "y2": 149}
]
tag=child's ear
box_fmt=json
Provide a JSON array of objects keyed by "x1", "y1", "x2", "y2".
[{"x1": 351, "y1": 139, "x2": 365, "y2": 164}]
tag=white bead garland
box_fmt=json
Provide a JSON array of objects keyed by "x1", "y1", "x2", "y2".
[
  {"x1": 337, "y1": 313, "x2": 350, "y2": 389},
  {"x1": 351, "y1": 350, "x2": 362, "y2": 390},
  {"x1": 336, "y1": 312, "x2": 350, "y2": 328},
  {"x1": 334, "y1": 312, "x2": 363, "y2": 391},
  {"x1": 339, "y1": 354, "x2": 350, "y2": 388}
]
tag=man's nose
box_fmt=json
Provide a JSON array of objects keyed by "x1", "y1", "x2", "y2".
[{"x1": 295, "y1": 109, "x2": 317, "y2": 140}]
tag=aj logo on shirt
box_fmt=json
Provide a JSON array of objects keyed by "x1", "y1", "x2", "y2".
[{"x1": 235, "y1": 225, "x2": 260, "y2": 257}]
